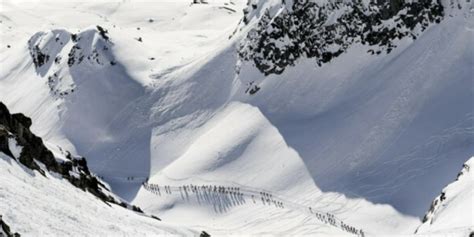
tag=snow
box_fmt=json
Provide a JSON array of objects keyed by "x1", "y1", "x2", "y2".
[
  {"x1": 416, "y1": 157, "x2": 474, "y2": 236},
  {"x1": 0, "y1": 151, "x2": 199, "y2": 236},
  {"x1": 0, "y1": 0, "x2": 247, "y2": 180},
  {"x1": 235, "y1": 9, "x2": 474, "y2": 215},
  {"x1": 0, "y1": 0, "x2": 473, "y2": 236},
  {"x1": 7, "y1": 136, "x2": 22, "y2": 159}
]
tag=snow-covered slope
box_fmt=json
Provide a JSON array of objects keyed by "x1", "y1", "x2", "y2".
[
  {"x1": 416, "y1": 157, "x2": 474, "y2": 236},
  {"x1": 0, "y1": 0, "x2": 473, "y2": 235},
  {"x1": 234, "y1": 0, "x2": 474, "y2": 216},
  {"x1": 0, "y1": 152, "x2": 199, "y2": 236},
  {"x1": 0, "y1": 0, "x2": 247, "y2": 186},
  {"x1": 0, "y1": 102, "x2": 199, "y2": 236}
]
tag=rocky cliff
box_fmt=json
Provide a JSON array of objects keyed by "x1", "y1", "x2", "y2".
[{"x1": 239, "y1": 0, "x2": 443, "y2": 75}]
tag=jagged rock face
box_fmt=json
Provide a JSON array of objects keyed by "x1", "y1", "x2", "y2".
[
  {"x1": 0, "y1": 102, "x2": 148, "y2": 214},
  {"x1": 0, "y1": 103, "x2": 57, "y2": 173},
  {"x1": 27, "y1": 26, "x2": 116, "y2": 98},
  {"x1": 239, "y1": 0, "x2": 444, "y2": 75},
  {"x1": 0, "y1": 102, "x2": 111, "y2": 202}
]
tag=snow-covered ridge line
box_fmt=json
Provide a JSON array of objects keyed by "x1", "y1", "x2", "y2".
[
  {"x1": 416, "y1": 157, "x2": 474, "y2": 235},
  {"x1": 238, "y1": 0, "x2": 444, "y2": 75},
  {"x1": 27, "y1": 26, "x2": 116, "y2": 99}
]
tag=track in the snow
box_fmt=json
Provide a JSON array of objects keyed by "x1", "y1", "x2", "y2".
[{"x1": 142, "y1": 182, "x2": 365, "y2": 236}]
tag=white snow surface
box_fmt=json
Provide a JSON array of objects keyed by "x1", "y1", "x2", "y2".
[
  {"x1": 0, "y1": 0, "x2": 473, "y2": 236},
  {"x1": 0, "y1": 152, "x2": 200, "y2": 236},
  {"x1": 416, "y1": 157, "x2": 474, "y2": 236},
  {"x1": 7, "y1": 136, "x2": 22, "y2": 159}
]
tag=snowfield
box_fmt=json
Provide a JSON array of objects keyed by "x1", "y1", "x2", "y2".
[
  {"x1": 0, "y1": 0, "x2": 473, "y2": 236},
  {"x1": 0, "y1": 152, "x2": 200, "y2": 236}
]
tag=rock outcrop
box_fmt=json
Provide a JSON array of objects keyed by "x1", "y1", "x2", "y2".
[
  {"x1": 0, "y1": 215, "x2": 20, "y2": 237},
  {"x1": 27, "y1": 26, "x2": 116, "y2": 98},
  {"x1": 0, "y1": 102, "x2": 144, "y2": 213},
  {"x1": 239, "y1": 0, "x2": 444, "y2": 75}
]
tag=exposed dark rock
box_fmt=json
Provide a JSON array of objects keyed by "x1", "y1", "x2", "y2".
[
  {"x1": 417, "y1": 161, "x2": 471, "y2": 232},
  {"x1": 0, "y1": 102, "x2": 164, "y2": 222},
  {"x1": 0, "y1": 102, "x2": 114, "y2": 205},
  {"x1": 193, "y1": 0, "x2": 209, "y2": 4},
  {"x1": 67, "y1": 45, "x2": 83, "y2": 67},
  {"x1": 71, "y1": 34, "x2": 78, "y2": 42},
  {"x1": 200, "y1": 231, "x2": 211, "y2": 237},
  {"x1": 248, "y1": 85, "x2": 260, "y2": 95},
  {"x1": 132, "y1": 205, "x2": 143, "y2": 213},
  {"x1": 27, "y1": 28, "x2": 116, "y2": 102},
  {"x1": 29, "y1": 45, "x2": 50, "y2": 69},
  {"x1": 96, "y1": 25, "x2": 110, "y2": 41},
  {"x1": 0, "y1": 102, "x2": 56, "y2": 174},
  {"x1": 239, "y1": 0, "x2": 444, "y2": 75},
  {"x1": 46, "y1": 72, "x2": 75, "y2": 98},
  {"x1": 244, "y1": 81, "x2": 261, "y2": 95},
  {"x1": 0, "y1": 215, "x2": 20, "y2": 237},
  {"x1": 54, "y1": 56, "x2": 61, "y2": 64}
]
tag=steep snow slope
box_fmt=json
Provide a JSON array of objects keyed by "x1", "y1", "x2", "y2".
[
  {"x1": 1, "y1": 25, "x2": 147, "y2": 182},
  {"x1": 0, "y1": 0, "x2": 246, "y2": 192},
  {"x1": 416, "y1": 157, "x2": 474, "y2": 236},
  {"x1": 136, "y1": 1, "x2": 473, "y2": 235},
  {"x1": 0, "y1": 103, "x2": 198, "y2": 236},
  {"x1": 234, "y1": 5, "x2": 474, "y2": 216},
  {"x1": 0, "y1": 152, "x2": 198, "y2": 236},
  {"x1": 0, "y1": 0, "x2": 473, "y2": 236}
]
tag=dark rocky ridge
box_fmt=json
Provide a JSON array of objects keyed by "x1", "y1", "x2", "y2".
[
  {"x1": 28, "y1": 26, "x2": 113, "y2": 70},
  {"x1": 0, "y1": 102, "x2": 145, "y2": 213},
  {"x1": 239, "y1": 0, "x2": 443, "y2": 75},
  {"x1": 0, "y1": 215, "x2": 20, "y2": 237}
]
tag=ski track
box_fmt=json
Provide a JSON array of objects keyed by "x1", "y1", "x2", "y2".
[{"x1": 136, "y1": 180, "x2": 366, "y2": 236}]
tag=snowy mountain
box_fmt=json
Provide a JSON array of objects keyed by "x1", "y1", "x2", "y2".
[{"x1": 0, "y1": 0, "x2": 473, "y2": 236}]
